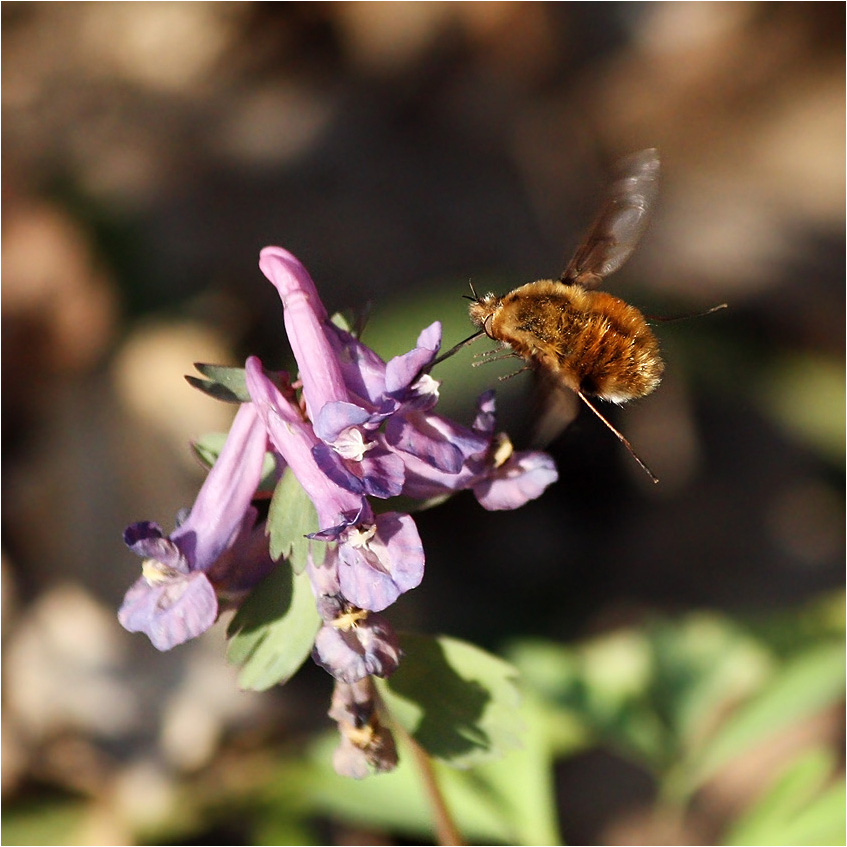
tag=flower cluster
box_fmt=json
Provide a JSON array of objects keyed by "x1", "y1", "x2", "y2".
[{"x1": 119, "y1": 246, "x2": 557, "y2": 775}]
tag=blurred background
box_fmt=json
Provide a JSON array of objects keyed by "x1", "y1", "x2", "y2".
[{"x1": 2, "y1": 3, "x2": 844, "y2": 845}]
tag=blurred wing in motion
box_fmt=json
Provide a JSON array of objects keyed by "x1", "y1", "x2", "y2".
[
  {"x1": 562, "y1": 148, "x2": 660, "y2": 289},
  {"x1": 528, "y1": 367, "x2": 580, "y2": 448}
]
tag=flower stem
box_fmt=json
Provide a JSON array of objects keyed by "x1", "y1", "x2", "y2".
[{"x1": 392, "y1": 721, "x2": 464, "y2": 846}]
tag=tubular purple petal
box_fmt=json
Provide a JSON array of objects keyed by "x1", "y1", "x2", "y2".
[
  {"x1": 119, "y1": 401, "x2": 273, "y2": 650},
  {"x1": 259, "y1": 247, "x2": 349, "y2": 421},
  {"x1": 170, "y1": 402, "x2": 269, "y2": 572}
]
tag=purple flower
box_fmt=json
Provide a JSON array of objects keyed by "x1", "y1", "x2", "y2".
[
  {"x1": 309, "y1": 346, "x2": 445, "y2": 496},
  {"x1": 308, "y1": 508, "x2": 425, "y2": 612},
  {"x1": 312, "y1": 433, "x2": 405, "y2": 499},
  {"x1": 325, "y1": 317, "x2": 442, "y2": 414},
  {"x1": 259, "y1": 247, "x2": 348, "y2": 423},
  {"x1": 325, "y1": 318, "x2": 472, "y2": 478},
  {"x1": 251, "y1": 247, "x2": 555, "y2": 605},
  {"x1": 470, "y1": 433, "x2": 561, "y2": 510},
  {"x1": 384, "y1": 408, "x2": 472, "y2": 474},
  {"x1": 246, "y1": 358, "x2": 425, "y2": 613},
  {"x1": 306, "y1": 291, "x2": 556, "y2": 507},
  {"x1": 335, "y1": 512, "x2": 425, "y2": 610},
  {"x1": 119, "y1": 403, "x2": 272, "y2": 650},
  {"x1": 382, "y1": 322, "x2": 443, "y2": 409},
  {"x1": 119, "y1": 242, "x2": 559, "y2": 752},
  {"x1": 312, "y1": 605, "x2": 402, "y2": 683}
]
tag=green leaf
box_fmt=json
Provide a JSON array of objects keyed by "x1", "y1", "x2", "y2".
[
  {"x1": 505, "y1": 638, "x2": 620, "y2": 756},
  {"x1": 191, "y1": 432, "x2": 278, "y2": 495},
  {"x1": 267, "y1": 467, "x2": 324, "y2": 572},
  {"x1": 186, "y1": 363, "x2": 252, "y2": 403},
  {"x1": 379, "y1": 634, "x2": 523, "y2": 769},
  {"x1": 191, "y1": 431, "x2": 227, "y2": 466},
  {"x1": 724, "y1": 748, "x2": 846, "y2": 846},
  {"x1": 689, "y1": 641, "x2": 846, "y2": 789},
  {"x1": 507, "y1": 632, "x2": 668, "y2": 768},
  {"x1": 470, "y1": 692, "x2": 563, "y2": 845},
  {"x1": 778, "y1": 780, "x2": 847, "y2": 847},
  {"x1": 226, "y1": 562, "x2": 320, "y2": 691}
]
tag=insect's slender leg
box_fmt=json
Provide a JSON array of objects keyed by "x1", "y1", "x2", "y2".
[
  {"x1": 497, "y1": 365, "x2": 532, "y2": 382},
  {"x1": 577, "y1": 390, "x2": 659, "y2": 484},
  {"x1": 471, "y1": 349, "x2": 520, "y2": 366},
  {"x1": 647, "y1": 303, "x2": 727, "y2": 323}
]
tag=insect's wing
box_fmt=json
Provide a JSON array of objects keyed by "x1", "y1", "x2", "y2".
[
  {"x1": 528, "y1": 367, "x2": 580, "y2": 448},
  {"x1": 562, "y1": 148, "x2": 660, "y2": 289}
]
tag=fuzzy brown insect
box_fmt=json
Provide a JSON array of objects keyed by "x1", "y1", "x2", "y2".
[
  {"x1": 428, "y1": 149, "x2": 724, "y2": 481},
  {"x1": 467, "y1": 149, "x2": 666, "y2": 482}
]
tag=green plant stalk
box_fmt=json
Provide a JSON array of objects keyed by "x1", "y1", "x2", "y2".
[{"x1": 391, "y1": 719, "x2": 465, "y2": 846}]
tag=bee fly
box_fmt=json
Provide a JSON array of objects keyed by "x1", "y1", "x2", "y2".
[{"x1": 434, "y1": 149, "x2": 725, "y2": 483}]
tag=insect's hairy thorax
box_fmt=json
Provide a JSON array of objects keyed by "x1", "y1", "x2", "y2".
[
  {"x1": 500, "y1": 282, "x2": 585, "y2": 343},
  {"x1": 491, "y1": 280, "x2": 607, "y2": 360}
]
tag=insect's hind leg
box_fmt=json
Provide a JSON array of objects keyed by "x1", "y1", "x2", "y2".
[{"x1": 577, "y1": 390, "x2": 659, "y2": 484}]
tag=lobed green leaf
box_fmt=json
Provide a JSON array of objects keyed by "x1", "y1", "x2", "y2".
[
  {"x1": 186, "y1": 363, "x2": 252, "y2": 403},
  {"x1": 267, "y1": 467, "x2": 324, "y2": 572},
  {"x1": 379, "y1": 633, "x2": 523, "y2": 769},
  {"x1": 226, "y1": 563, "x2": 320, "y2": 691}
]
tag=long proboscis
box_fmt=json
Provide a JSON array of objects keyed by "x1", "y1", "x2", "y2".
[
  {"x1": 425, "y1": 281, "x2": 489, "y2": 371},
  {"x1": 428, "y1": 330, "x2": 486, "y2": 370}
]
